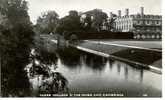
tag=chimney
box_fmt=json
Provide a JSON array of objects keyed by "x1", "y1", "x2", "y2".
[
  {"x1": 125, "y1": 8, "x2": 129, "y2": 16},
  {"x1": 140, "y1": 7, "x2": 144, "y2": 16},
  {"x1": 118, "y1": 10, "x2": 121, "y2": 17},
  {"x1": 110, "y1": 12, "x2": 113, "y2": 18}
]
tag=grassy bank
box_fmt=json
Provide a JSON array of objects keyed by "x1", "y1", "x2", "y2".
[{"x1": 76, "y1": 41, "x2": 162, "y2": 68}]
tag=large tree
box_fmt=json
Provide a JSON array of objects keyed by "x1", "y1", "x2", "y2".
[
  {"x1": 82, "y1": 9, "x2": 108, "y2": 32},
  {"x1": 0, "y1": 0, "x2": 34, "y2": 97},
  {"x1": 36, "y1": 11, "x2": 59, "y2": 34},
  {"x1": 81, "y1": 13, "x2": 94, "y2": 31},
  {"x1": 105, "y1": 13, "x2": 117, "y2": 31},
  {"x1": 55, "y1": 10, "x2": 82, "y2": 35}
]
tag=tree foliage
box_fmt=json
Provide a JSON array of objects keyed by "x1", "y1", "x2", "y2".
[
  {"x1": 82, "y1": 9, "x2": 108, "y2": 32},
  {"x1": 0, "y1": 0, "x2": 34, "y2": 97},
  {"x1": 55, "y1": 10, "x2": 82, "y2": 34},
  {"x1": 104, "y1": 13, "x2": 117, "y2": 31},
  {"x1": 81, "y1": 14, "x2": 94, "y2": 31},
  {"x1": 36, "y1": 11, "x2": 59, "y2": 34},
  {"x1": 0, "y1": 0, "x2": 30, "y2": 26}
]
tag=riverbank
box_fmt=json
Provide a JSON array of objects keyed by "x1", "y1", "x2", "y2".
[{"x1": 70, "y1": 40, "x2": 162, "y2": 74}]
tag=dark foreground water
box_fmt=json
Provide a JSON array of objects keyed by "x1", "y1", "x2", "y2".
[{"x1": 25, "y1": 44, "x2": 161, "y2": 97}]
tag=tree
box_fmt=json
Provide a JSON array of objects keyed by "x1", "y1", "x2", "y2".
[
  {"x1": 0, "y1": 0, "x2": 34, "y2": 96},
  {"x1": 55, "y1": 10, "x2": 82, "y2": 35},
  {"x1": 81, "y1": 13, "x2": 94, "y2": 31},
  {"x1": 0, "y1": 0, "x2": 31, "y2": 26},
  {"x1": 82, "y1": 9, "x2": 108, "y2": 32},
  {"x1": 106, "y1": 13, "x2": 117, "y2": 31},
  {"x1": 36, "y1": 11, "x2": 59, "y2": 34}
]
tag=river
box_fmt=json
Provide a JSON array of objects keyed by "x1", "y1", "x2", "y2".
[{"x1": 25, "y1": 42, "x2": 161, "y2": 97}]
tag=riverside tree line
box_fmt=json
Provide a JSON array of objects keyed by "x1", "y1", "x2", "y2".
[{"x1": 35, "y1": 9, "x2": 116, "y2": 36}]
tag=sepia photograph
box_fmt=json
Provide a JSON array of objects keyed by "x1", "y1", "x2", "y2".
[{"x1": 0, "y1": 0, "x2": 163, "y2": 98}]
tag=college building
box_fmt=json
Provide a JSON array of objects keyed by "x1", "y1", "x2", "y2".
[{"x1": 104, "y1": 7, "x2": 162, "y2": 39}]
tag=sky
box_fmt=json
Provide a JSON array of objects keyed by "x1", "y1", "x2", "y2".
[{"x1": 26, "y1": 0, "x2": 162, "y2": 24}]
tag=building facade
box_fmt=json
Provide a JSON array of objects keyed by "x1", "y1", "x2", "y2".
[{"x1": 113, "y1": 7, "x2": 162, "y2": 39}]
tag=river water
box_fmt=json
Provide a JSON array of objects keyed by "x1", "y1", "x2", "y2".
[{"x1": 26, "y1": 43, "x2": 161, "y2": 97}]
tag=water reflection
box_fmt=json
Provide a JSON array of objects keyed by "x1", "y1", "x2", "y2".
[
  {"x1": 25, "y1": 46, "x2": 161, "y2": 97},
  {"x1": 140, "y1": 69, "x2": 144, "y2": 82},
  {"x1": 57, "y1": 47, "x2": 81, "y2": 68},
  {"x1": 56, "y1": 47, "x2": 161, "y2": 96},
  {"x1": 109, "y1": 59, "x2": 115, "y2": 70},
  {"x1": 109, "y1": 60, "x2": 144, "y2": 82},
  {"x1": 117, "y1": 63, "x2": 121, "y2": 74},
  {"x1": 124, "y1": 65, "x2": 128, "y2": 80},
  {"x1": 82, "y1": 54, "x2": 107, "y2": 71}
]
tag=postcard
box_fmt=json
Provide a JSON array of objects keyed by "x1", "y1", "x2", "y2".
[{"x1": 0, "y1": 0, "x2": 163, "y2": 98}]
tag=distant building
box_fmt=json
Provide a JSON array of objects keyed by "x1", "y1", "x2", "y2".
[{"x1": 113, "y1": 7, "x2": 162, "y2": 39}]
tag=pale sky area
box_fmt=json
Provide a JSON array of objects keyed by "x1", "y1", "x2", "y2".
[{"x1": 26, "y1": 0, "x2": 162, "y2": 24}]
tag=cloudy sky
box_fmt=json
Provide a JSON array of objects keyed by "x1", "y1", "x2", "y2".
[{"x1": 26, "y1": 0, "x2": 161, "y2": 24}]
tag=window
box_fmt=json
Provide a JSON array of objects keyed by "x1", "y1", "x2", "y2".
[
  {"x1": 137, "y1": 35, "x2": 140, "y2": 39},
  {"x1": 137, "y1": 15, "x2": 140, "y2": 18},
  {"x1": 156, "y1": 35, "x2": 160, "y2": 39},
  {"x1": 142, "y1": 35, "x2": 145, "y2": 39},
  {"x1": 138, "y1": 21, "x2": 140, "y2": 24},
  {"x1": 146, "y1": 20, "x2": 150, "y2": 25},
  {"x1": 152, "y1": 35, "x2": 155, "y2": 39}
]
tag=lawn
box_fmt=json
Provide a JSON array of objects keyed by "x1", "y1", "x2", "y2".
[{"x1": 91, "y1": 40, "x2": 162, "y2": 49}]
